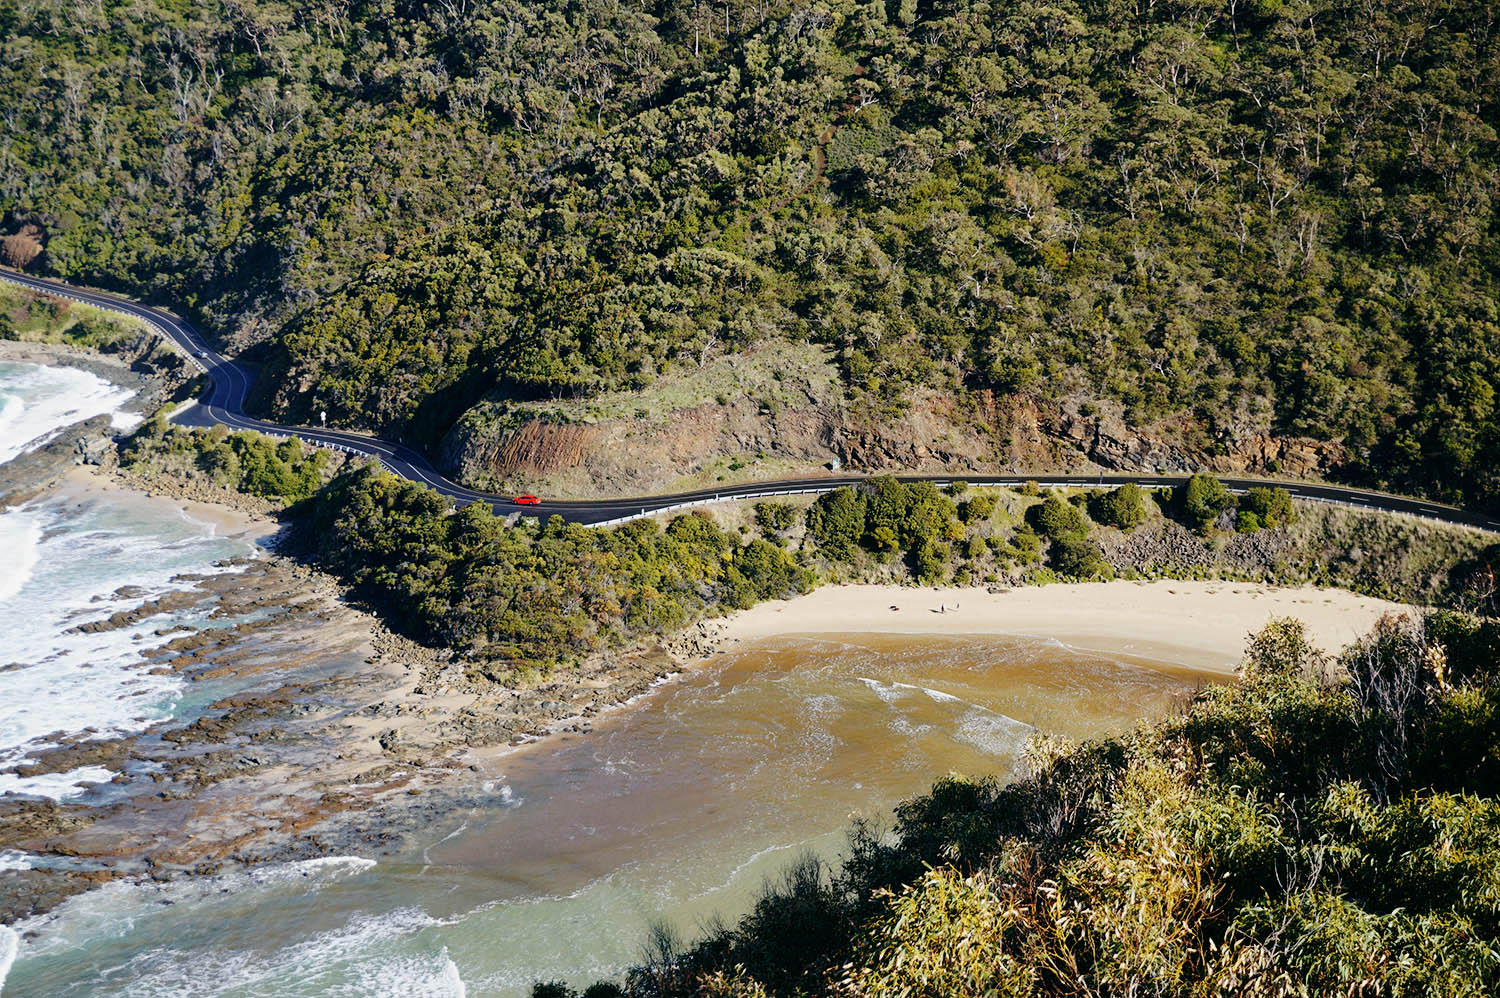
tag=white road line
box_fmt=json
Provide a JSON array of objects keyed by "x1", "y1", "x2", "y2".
[{"x1": 3, "y1": 269, "x2": 1496, "y2": 534}]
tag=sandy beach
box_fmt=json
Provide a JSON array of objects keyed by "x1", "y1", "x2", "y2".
[{"x1": 701, "y1": 581, "x2": 1413, "y2": 673}]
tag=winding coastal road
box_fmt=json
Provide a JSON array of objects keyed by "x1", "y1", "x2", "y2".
[{"x1": 4, "y1": 267, "x2": 1498, "y2": 534}]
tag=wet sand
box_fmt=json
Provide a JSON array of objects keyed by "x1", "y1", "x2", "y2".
[{"x1": 50, "y1": 466, "x2": 283, "y2": 544}]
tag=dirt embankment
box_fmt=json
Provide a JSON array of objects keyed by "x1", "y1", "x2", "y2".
[{"x1": 440, "y1": 350, "x2": 1345, "y2": 500}]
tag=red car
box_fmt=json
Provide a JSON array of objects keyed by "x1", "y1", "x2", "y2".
[{"x1": 513, "y1": 495, "x2": 541, "y2": 506}]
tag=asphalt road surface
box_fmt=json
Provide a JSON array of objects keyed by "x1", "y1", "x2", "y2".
[{"x1": 5, "y1": 268, "x2": 1498, "y2": 534}]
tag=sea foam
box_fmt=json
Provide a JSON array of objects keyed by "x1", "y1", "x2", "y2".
[
  {"x1": 0, "y1": 766, "x2": 116, "y2": 802},
  {"x1": 0, "y1": 495, "x2": 252, "y2": 800},
  {"x1": 0, "y1": 925, "x2": 17, "y2": 996},
  {"x1": 0, "y1": 510, "x2": 41, "y2": 603},
  {"x1": 955, "y1": 710, "x2": 1036, "y2": 756},
  {"x1": 0, "y1": 850, "x2": 34, "y2": 872},
  {"x1": 0, "y1": 362, "x2": 135, "y2": 465}
]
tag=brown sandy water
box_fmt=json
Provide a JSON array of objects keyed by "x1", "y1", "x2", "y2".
[
  {"x1": 417, "y1": 632, "x2": 1222, "y2": 990},
  {"x1": 8, "y1": 632, "x2": 1223, "y2": 997}
]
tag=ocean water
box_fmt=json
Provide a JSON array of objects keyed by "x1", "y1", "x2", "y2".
[
  {"x1": 0, "y1": 495, "x2": 257, "y2": 800},
  {"x1": 0, "y1": 361, "x2": 259, "y2": 801},
  {"x1": 0, "y1": 359, "x2": 1218, "y2": 996},
  {"x1": 4, "y1": 632, "x2": 1214, "y2": 997},
  {"x1": 0, "y1": 361, "x2": 264, "y2": 799},
  {"x1": 0, "y1": 361, "x2": 137, "y2": 464}
]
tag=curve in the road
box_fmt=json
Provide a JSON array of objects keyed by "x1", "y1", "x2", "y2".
[{"x1": 4, "y1": 268, "x2": 1498, "y2": 534}]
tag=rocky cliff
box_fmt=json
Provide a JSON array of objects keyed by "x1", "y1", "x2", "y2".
[{"x1": 438, "y1": 339, "x2": 1347, "y2": 498}]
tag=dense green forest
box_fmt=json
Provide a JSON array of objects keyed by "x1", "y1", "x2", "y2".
[
  {"x1": 2, "y1": 0, "x2": 1498, "y2": 508},
  {"x1": 294, "y1": 464, "x2": 1495, "y2": 676},
  {"x1": 537, "y1": 613, "x2": 1500, "y2": 997}
]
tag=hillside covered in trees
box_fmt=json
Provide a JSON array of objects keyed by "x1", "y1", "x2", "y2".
[{"x1": 2, "y1": 0, "x2": 1498, "y2": 508}]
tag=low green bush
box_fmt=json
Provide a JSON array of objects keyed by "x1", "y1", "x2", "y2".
[
  {"x1": 1177, "y1": 473, "x2": 1234, "y2": 532},
  {"x1": 122, "y1": 421, "x2": 329, "y2": 502},
  {"x1": 1089, "y1": 483, "x2": 1149, "y2": 530}
]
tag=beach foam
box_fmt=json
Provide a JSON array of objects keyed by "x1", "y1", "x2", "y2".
[
  {"x1": 243, "y1": 855, "x2": 378, "y2": 889},
  {"x1": 0, "y1": 766, "x2": 116, "y2": 802},
  {"x1": 0, "y1": 509, "x2": 41, "y2": 603},
  {"x1": 0, "y1": 391, "x2": 21, "y2": 444},
  {"x1": 108, "y1": 409, "x2": 144, "y2": 432},
  {"x1": 0, "y1": 925, "x2": 17, "y2": 996},
  {"x1": 0, "y1": 362, "x2": 135, "y2": 465},
  {"x1": 955, "y1": 710, "x2": 1036, "y2": 756},
  {"x1": 0, "y1": 495, "x2": 252, "y2": 800},
  {"x1": 0, "y1": 856, "x2": 478, "y2": 998},
  {"x1": 0, "y1": 850, "x2": 34, "y2": 872}
]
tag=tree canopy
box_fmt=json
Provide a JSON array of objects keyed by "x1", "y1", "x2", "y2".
[{"x1": 3, "y1": 0, "x2": 1498, "y2": 506}]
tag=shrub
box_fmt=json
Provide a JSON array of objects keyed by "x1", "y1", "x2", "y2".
[
  {"x1": 960, "y1": 493, "x2": 997, "y2": 523},
  {"x1": 123, "y1": 423, "x2": 329, "y2": 502},
  {"x1": 1028, "y1": 495, "x2": 1088, "y2": 539},
  {"x1": 807, "y1": 479, "x2": 960, "y2": 561},
  {"x1": 1089, "y1": 483, "x2": 1149, "y2": 530},
  {"x1": 1240, "y1": 487, "x2": 1297, "y2": 530},
  {"x1": 898, "y1": 481, "x2": 959, "y2": 548},
  {"x1": 1007, "y1": 527, "x2": 1043, "y2": 563},
  {"x1": 1177, "y1": 474, "x2": 1234, "y2": 532},
  {"x1": 867, "y1": 524, "x2": 899, "y2": 552},
  {"x1": 1241, "y1": 617, "x2": 1328, "y2": 680},
  {"x1": 837, "y1": 868, "x2": 1034, "y2": 997},
  {"x1": 806, "y1": 487, "x2": 866, "y2": 560},
  {"x1": 754, "y1": 501, "x2": 797, "y2": 537},
  {"x1": 862, "y1": 476, "x2": 911, "y2": 542},
  {"x1": 1050, "y1": 534, "x2": 1113, "y2": 579},
  {"x1": 910, "y1": 538, "x2": 950, "y2": 582},
  {"x1": 0, "y1": 227, "x2": 42, "y2": 269}
]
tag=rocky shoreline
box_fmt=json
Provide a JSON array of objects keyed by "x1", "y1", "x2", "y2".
[
  {"x1": 0, "y1": 356, "x2": 717, "y2": 928},
  {"x1": 0, "y1": 478, "x2": 707, "y2": 925},
  {"x1": 0, "y1": 338, "x2": 190, "y2": 415}
]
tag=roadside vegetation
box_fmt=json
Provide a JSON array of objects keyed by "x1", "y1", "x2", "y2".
[
  {"x1": 261, "y1": 450, "x2": 1494, "y2": 677},
  {"x1": 302, "y1": 466, "x2": 812, "y2": 682},
  {"x1": 3, "y1": 0, "x2": 1498, "y2": 509},
  {"x1": 111, "y1": 421, "x2": 1498, "y2": 676},
  {"x1": 120, "y1": 420, "x2": 333, "y2": 503},
  {"x1": 0, "y1": 282, "x2": 145, "y2": 352},
  {"x1": 540, "y1": 612, "x2": 1500, "y2": 997}
]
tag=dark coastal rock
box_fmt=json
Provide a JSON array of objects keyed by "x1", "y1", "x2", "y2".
[
  {"x1": 8, "y1": 738, "x2": 137, "y2": 778},
  {"x1": 0, "y1": 414, "x2": 117, "y2": 506},
  {"x1": 70, "y1": 590, "x2": 204, "y2": 634}
]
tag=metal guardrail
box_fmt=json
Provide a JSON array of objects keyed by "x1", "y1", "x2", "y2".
[
  {"x1": 0, "y1": 273, "x2": 210, "y2": 374},
  {"x1": 582, "y1": 481, "x2": 1487, "y2": 533},
  {"x1": 4, "y1": 270, "x2": 1495, "y2": 536}
]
